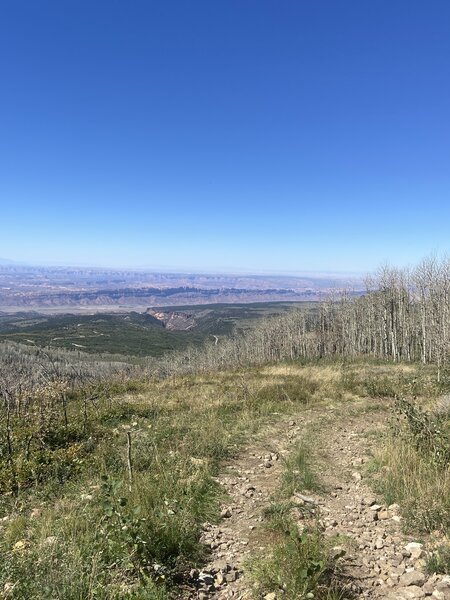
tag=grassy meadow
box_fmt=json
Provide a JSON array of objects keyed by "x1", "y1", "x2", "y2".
[
  {"x1": 1, "y1": 358, "x2": 449, "y2": 598},
  {"x1": 0, "y1": 362, "x2": 325, "y2": 599}
]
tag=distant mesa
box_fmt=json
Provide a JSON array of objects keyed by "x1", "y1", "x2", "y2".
[{"x1": 0, "y1": 264, "x2": 363, "y2": 313}]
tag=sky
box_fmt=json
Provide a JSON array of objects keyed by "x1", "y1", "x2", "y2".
[{"x1": 1, "y1": 1, "x2": 449, "y2": 274}]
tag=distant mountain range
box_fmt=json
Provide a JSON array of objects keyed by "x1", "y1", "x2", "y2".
[{"x1": 0, "y1": 264, "x2": 363, "y2": 312}]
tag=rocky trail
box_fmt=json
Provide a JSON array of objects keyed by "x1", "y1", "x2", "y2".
[{"x1": 182, "y1": 402, "x2": 450, "y2": 600}]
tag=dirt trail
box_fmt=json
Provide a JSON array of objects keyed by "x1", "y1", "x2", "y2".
[{"x1": 183, "y1": 402, "x2": 449, "y2": 600}]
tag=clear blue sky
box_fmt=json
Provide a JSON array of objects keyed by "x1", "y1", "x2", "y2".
[{"x1": 1, "y1": 1, "x2": 449, "y2": 274}]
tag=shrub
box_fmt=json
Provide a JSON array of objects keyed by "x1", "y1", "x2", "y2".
[
  {"x1": 394, "y1": 397, "x2": 450, "y2": 468},
  {"x1": 248, "y1": 516, "x2": 347, "y2": 600},
  {"x1": 426, "y1": 544, "x2": 450, "y2": 575}
]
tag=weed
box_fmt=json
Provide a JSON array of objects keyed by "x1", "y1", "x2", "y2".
[
  {"x1": 394, "y1": 397, "x2": 450, "y2": 467},
  {"x1": 426, "y1": 544, "x2": 450, "y2": 575},
  {"x1": 247, "y1": 516, "x2": 348, "y2": 600},
  {"x1": 364, "y1": 376, "x2": 397, "y2": 398},
  {"x1": 372, "y1": 436, "x2": 450, "y2": 533},
  {"x1": 282, "y1": 443, "x2": 321, "y2": 497}
]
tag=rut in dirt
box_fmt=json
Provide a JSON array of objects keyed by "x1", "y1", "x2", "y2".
[{"x1": 182, "y1": 404, "x2": 449, "y2": 600}]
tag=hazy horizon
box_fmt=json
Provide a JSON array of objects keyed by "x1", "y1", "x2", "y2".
[{"x1": 0, "y1": 255, "x2": 365, "y2": 280}]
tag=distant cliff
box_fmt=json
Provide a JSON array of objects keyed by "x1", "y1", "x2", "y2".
[{"x1": 0, "y1": 285, "x2": 328, "y2": 309}]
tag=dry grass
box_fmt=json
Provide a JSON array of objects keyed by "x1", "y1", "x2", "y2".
[
  {"x1": 260, "y1": 364, "x2": 342, "y2": 383},
  {"x1": 0, "y1": 363, "x2": 332, "y2": 599},
  {"x1": 1, "y1": 358, "x2": 447, "y2": 596},
  {"x1": 373, "y1": 436, "x2": 450, "y2": 534}
]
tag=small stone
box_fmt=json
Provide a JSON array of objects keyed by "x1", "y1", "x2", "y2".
[
  {"x1": 364, "y1": 497, "x2": 377, "y2": 506},
  {"x1": 423, "y1": 581, "x2": 435, "y2": 595},
  {"x1": 221, "y1": 508, "x2": 232, "y2": 519},
  {"x1": 396, "y1": 586, "x2": 425, "y2": 598},
  {"x1": 390, "y1": 566, "x2": 406, "y2": 578},
  {"x1": 378, "y1": 510, "x2": 391, "y2": 520},
  {"x1": 437, "y1": 579, "x2": 450, "y2": 592},
  {"x1": 405, "y1": 542, "x2": 424, "y2": 560},
  {"x1": 399, "y1": 571, "x2": 426, "y2": 587},
  {"x1": 215, "y1": 561, "x2": 232, "y2": 573},
  {"x1": 264, "y1": 594, "x2": 277, "y2": 600},
  {"x1": 352, "y1": 472, "x2": 362, "y2": 482},
  {"x1": 225, "y1": 570, "x2": 239, "y2": 583},
  {"x1": 390, "y1": 555, "x2": 404, "y2": 568}
]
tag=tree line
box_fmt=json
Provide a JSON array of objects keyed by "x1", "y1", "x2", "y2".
[{"x1": 153, "y1": 256, "x2": 450, "y2": 378}]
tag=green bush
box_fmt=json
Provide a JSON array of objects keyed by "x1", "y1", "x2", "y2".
[
  {"x1": 394, "y1": 397, "x2": 450, "y2": 468},
  {"x1": 248, "y1": 517, "x2": 345, "y2": 600},
  {"x1": 426, "y1": 544, "x2": 450, "y2": 575}
]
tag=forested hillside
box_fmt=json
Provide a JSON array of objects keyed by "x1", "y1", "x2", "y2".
[
  {"x1": 157, "y1": 257, "x2": 450, "y2": 377},
  {"x1": 0, "y1": 302, "x2": 307, "y2": 357}
]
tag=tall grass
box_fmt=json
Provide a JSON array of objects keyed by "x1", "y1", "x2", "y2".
[
  {"x1": 374, "y1": 435, "x2": 450, "y2": 534},
  {"x1": 0, "y1": 365, "x2": 326, "y2": 599}
]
